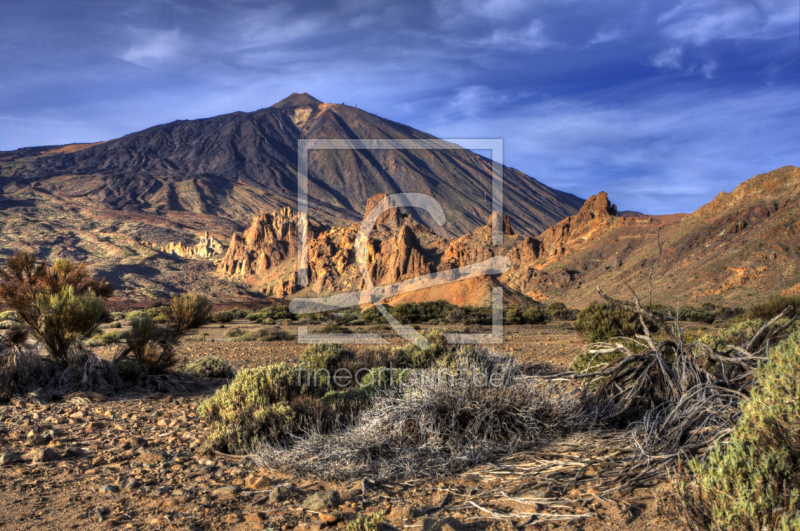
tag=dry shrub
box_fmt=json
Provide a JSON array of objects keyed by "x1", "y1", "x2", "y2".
[
  {"x1": 164, "y1": 292, "x2": 212, "y2": 333},
  {"x1": 184, "y1": 356, "x2": 235, "y2": 379},
  {"x1": 0, "y1": 252, "x2": 113, "y2": 367},
  {"x1": 231, "y1": 327, "x2": 293, "y2": 342},
  {"x1": 0, "y1": 342, "x2": 121, "y2": 401},
  {"x1": 122, "y1": 315, "x2": 181, "y2": 374},
  {"x1": 257, "y1": 351, "x2": 585, "y2": 479}
]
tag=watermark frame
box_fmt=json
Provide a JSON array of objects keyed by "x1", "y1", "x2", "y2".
[{"x1": 291, "y1": 138, "x2": 506, "y2": 346}]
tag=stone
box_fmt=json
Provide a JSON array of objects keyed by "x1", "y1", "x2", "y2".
[
  {"x1": 212, "y1": 485, "x2": 241, "y2": 498},
  {"x1": 302, "y1": 491, "x2": 341, "y2": 512},
  {"x1": 26, "y1": 448, "x2": 59, "y2": 463},
  {"x1": 137, "y1": 451, "x2": 166, "y2": 465},
  {"x1": 123, "y1": 478, "x2": 142, "y2": 490},
  {"x1": 27, "y1": 430, "x2": 46, "y2": 445},
  {"x1": 245, "y1": 475, "x2": 271, "y2": 490},
  {"x1": 86, "y1": 422, "x2": 105, "y2": 433},
  {"x1": 100, "y1": 485, "x2": 119, "y2": 494},
  {"x1": 387, "y1": 505, "x2": 417, "y2": 523},
  {"x1": 245, "y1": 513, "x2": 265, "y2": 523},
  {"x1": 422, "y1": 518, "x2": 470, "y2": 531},
  {"x1": 318, "y1": 512, "x2": 340, "y2": 524},
  {"x1": 269, "y1": 486, "x2": 297, "y2": 503},
  {"x1": 0, "y1": 451, "x2": 24, "y2": 465},
  {"x1": 222, "y1": 512, "x2": 243, "y2": 524}
]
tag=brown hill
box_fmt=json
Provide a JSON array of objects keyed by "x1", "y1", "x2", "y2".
[{"x1": 215, "y1": 166, "x2": 800, "y2": 309}]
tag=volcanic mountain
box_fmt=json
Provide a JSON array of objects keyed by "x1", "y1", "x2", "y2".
[{"x1": 1, "y1": 93, "x2": 582, "y2": 238}]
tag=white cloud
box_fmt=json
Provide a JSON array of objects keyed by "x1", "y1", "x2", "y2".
[
  {"x1": 588, "y1": 25, "x2": 623, "y2": 45},
  {"x1": 478, "y1": 20, "x2": 551, "y2": 50},
  {"x1": 650, "y1": 46, "x2": 683, "y2": 70},
  {"x1": 422, "y1": 86, "x2": 800, "y2": 213},
  {"x1": 658, "y1": 0, "x2": 799, "y2": 45},
  {"x1": 120, "y1": 28, "x2": 185, "y2": 68},
  {"x1": 701, "y1": 60, "x2": 717, "y2": 79}
]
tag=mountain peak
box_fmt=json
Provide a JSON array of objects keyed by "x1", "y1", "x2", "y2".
[{"x1": 271, "y1": 92, "x2": 323, "y2": 109}]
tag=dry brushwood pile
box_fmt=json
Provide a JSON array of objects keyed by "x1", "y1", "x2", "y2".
[{"x1": 251, "y1": 287, "x2": 799, "y2": 529}]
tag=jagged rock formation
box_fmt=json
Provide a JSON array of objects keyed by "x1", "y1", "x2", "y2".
[
  {"x1": 160, "y1": 232, "x2": 224, "y2": 260},
  {"x1": 216, "y1": 166, "x2": 800, "y2": 307}
]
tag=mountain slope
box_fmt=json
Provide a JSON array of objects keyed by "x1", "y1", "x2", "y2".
[{"x1": 1, "y1": 93, "x2": 583, "y2": 237}]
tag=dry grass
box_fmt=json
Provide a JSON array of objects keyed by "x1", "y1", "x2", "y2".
[{"x1": 256, "y1": 352, "x2": 586, "y2": 480}]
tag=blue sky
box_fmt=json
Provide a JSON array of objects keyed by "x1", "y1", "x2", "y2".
[{"x1": 0, "y1": 0, "x2": 797, "y2": 213}]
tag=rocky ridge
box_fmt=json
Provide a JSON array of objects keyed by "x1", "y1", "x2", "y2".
[{"x1": 215, "y1": 166, "x2": 800, "y2": 307}]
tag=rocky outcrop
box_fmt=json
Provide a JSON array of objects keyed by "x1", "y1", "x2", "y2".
[
  {"x1": 216, "y1": 207, "x2": 303, "y2": 279},
  {"x1": 536, "y1": 192, "x2": 621, "y2": 262},
  {"x1": 161, "y1": 232, "x2": 224, "y2": 260}
]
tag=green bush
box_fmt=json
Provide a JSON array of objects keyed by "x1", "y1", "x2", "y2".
[
  {"x1": 545, "y1": 302, "x2": 578, "y2": 321},
  {"x1": 211, "y1": 310, "x2": 235, "y2": 323},
  {"x1": 505, "y1": 306, "x2": 549, "y2": 324},
  {"x1": 38, "y1": 286, "x2": 105, "y2": 364},
  {"x1": 86, "y1": 331, "x2": 119, "y2": 347},
  {"x1": 346, "y1": 510, "x2": 385, "y2": 531},
  {"x1": 127, "y1": 307, "x2": 168, "y2": 323},
  {"x1": 320, "y1": 323, "x2": 353, "y2": 334},
  {"x1": 198, "y1": 364, "x2": 303, "y2": 453},
  {"x1": 226, "y1": 327, "x2": 244, "y2": 338},
  {"x1": 114, "y1": 359, "x2": 144, "y2": 383},
  {"x1": 361, "y1": 305, "x2": 388, "y2": 323},
  {"x1": 297, "y1": 343, "x2": 354, "y2": 373},
  {"x1": 672, "y1": 331, "x2": 800, "y2": 530},
  {"x1": 246, "y1": 306, "x2": 294, "y2": 322},
  {"x1": 680, "y1": 306, "x2": 716, "y2": 324},
  {"x1": 122, "y1": 315, "x2": 180, "y2": 374},
  {"x1": 164, "y1": 292, "x2": 212, "y2": 333},
  {"x1": 746, "y1": 295, "x2": 800, "y2": 321},
  {"x1": 699, "y1": 320, "x2": 764, "y2": 351},
  {"x1": 390, "y1": 301, "x2": 456, "y2": 324},
  {"x1": 184, "y1": 356, "x2": 235, "y2": 379},
  {"x1": 573, "y1": 302, "x2": 643, "y2": 342},
  {"x1": 231, "y1": 327, "x2": 293, "y2": 342},
  {"x1": 0, "y1": 311, "x2": 18, "y2": 322}
]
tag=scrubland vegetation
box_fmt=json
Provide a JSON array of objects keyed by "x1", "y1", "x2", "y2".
[{"x1": 1, "y1": 251, "x2": 799, "y2": 529}]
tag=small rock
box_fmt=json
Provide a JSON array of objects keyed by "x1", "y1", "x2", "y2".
[
  {"x1": 387, "y1": 505, "x2": 417, "y2": 523},
  {"x1": 63, "y1": 447, "x2": 85, "y2": 458},
  {"x1": 0, "y1": 451, "x2": 24, "y2": 465},
  {"x1": 26, "y1": 447, "x2": 59, "y2": 463},
  {"x1": 125, "y1": 436, "x2": 148, "y2": 449},
  {"x1": 245, "y1": 474, "x2": 271, "y2": 490},
  {"x1": 27, "y1": 430, "x2": 46, "y2": 445},
  {"x1": 100, "y1": 484, "x2": 120, "y2": 494},
  {"x1": 303, "y1": 491, "x2": 341, "y2": 512},
  {"x1": 212, "y1": 485, "x2": 241, "y2": 498},
  {"x1": 318, "y1": 512, "x2": 340, "y2": 524},
  {"x1": 123, "y1": 478, "x2": 142, "y2": 490},
  {"x1": 422, "y1": 517, "x2": 470, "y2": 531},
  {"x1": 222, "y1": 512, "x2": 243, "y2": 524},
  {"x1": 42, "y1": 429, "x2": 56, "y2": 442},
  {"x1": 87, "y1": 422, "x2": 105, "y2": 433},
  {"x1": 340, "y1": 486, "x2": 363, "y2": 501},
  {"x1": 245, "y1": 512, "x2": 265, "y2": 522},
  {"x1": 137, "y1": 451, "x2": 166, "y2": 465},
  {"x1": 269, "y1": 486, "x2": 297, "y2": 503}
]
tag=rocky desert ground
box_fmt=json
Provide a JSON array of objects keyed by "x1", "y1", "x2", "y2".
[{"x1": 0, "y1": 319, "x2": 696, "y2": 531}]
